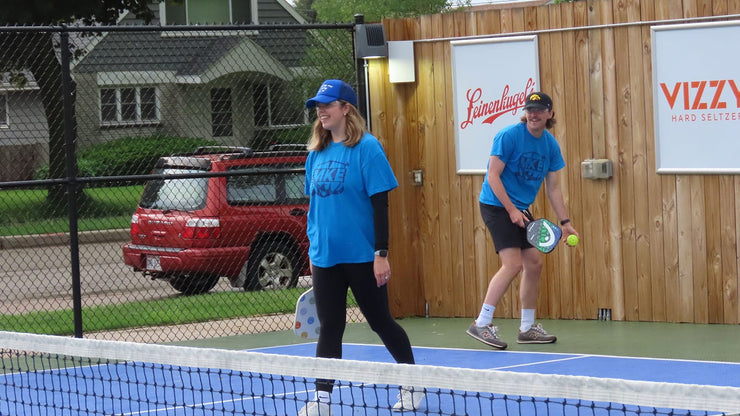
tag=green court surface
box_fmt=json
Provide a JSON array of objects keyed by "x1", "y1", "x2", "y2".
[{"x1": 176, "y1": 317, "x2": 740, "y2": 363}]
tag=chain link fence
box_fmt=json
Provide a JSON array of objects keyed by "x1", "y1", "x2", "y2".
[{"x1": 0, "y1": 23, "x2": 364, "y2": 343}]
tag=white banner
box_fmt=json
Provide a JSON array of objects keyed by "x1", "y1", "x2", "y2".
[
  {"x1": 450, "y1": 36, "x2": 540, "y2": 174},
  {"x1": 651, "y1": 21, "x2": 740, "y2": 173}
]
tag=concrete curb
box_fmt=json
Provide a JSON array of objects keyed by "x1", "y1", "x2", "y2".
[{"x1": 0, "y1": 229, "x2": 129, "y2": 249}]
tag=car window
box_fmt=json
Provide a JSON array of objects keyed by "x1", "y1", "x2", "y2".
[
  {"x1": 228, "y1": 173, "x2": 276, "y2": 203},
  {"x1": 227, "y1": 163, "x2": 307, "y2": 205},
  {"x1": 285, "y1": 172, "x2": 306, "y2": 200},
  {"x1": 140, "y1": 168, "x2": 209, "y2": 211}
]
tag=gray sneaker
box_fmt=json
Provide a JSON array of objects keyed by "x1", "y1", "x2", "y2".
[
  {"x1": 466, "y1": 322, "x2": 507, "y2": 349},
  {"x1": 517, "y1": 323, "x2": 557, "y2": 344}
]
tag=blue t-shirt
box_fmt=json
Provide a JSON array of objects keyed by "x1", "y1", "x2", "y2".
[
  {"x1": 479, "y1": 122, "x2": 565, "y2": 210},
  {"x1": 305, "y1": 132, "x2": 398, "y2": 267}
]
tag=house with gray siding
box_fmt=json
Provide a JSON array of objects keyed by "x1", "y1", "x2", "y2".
[
  {"x1": 0, "y1": 72, "x2": 48, "y2": 181},
  {"x1": 73, "y1": 0, "x2": 311, "y2": 150}
]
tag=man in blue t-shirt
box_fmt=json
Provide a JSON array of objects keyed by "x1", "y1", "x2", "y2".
[{"x1": 467, "y1": 92, "x2": 579, "y2": 350}]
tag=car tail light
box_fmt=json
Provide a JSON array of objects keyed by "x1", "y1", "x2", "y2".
[
  {"x1": 183, "y1": 218, "x2": 221, "y2": 239},
  {"x1": 130, "y1": 214, "x2": 139, "y2": 237}
]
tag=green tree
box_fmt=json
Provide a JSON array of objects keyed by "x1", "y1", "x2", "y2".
[
  {"x1": 0, "y1": 1, "x2": 157, "y2": 205},
  {"x1": 312, "y1": 0, "x2": 470, "y2": 22},
  {"x1": 292, "y1": 0, "x2": 318, "y2": 22}
]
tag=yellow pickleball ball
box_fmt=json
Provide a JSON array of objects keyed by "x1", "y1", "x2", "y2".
[{"x1": 566, "y1": 234, "x2": 579, "y2": 246}]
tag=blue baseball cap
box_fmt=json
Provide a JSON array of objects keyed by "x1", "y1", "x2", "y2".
[{"x1": 305, "y1": 79, "x2": 358, "y2": 108}]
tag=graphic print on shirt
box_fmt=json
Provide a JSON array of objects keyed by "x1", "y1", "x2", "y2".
[
  {"x1": 312, "y1": 160, "x2": 348, "y2": 197},
  {"x1": 515, "y1": 152, "x2": 546, "y2": 182}
]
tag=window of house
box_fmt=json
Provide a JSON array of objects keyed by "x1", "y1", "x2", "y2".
[
  {"x1": 162, "y1": 0, "x2": 253, "y2": 25},
  {"x1": 100, "y1": 87, "x2": 159, "y2": 126},
  {"x1": 211, "y1": 88, "x2": 233, "y2": 137},
  {"x1": 253, "y1": 83, "x2": 305, "y2": 128},
  {"x1": 0, "y1": 94, "x2": 7, "y2": 128}
]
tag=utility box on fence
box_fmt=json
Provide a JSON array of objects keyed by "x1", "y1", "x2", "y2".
[{"x1": 581, "y1": 159, "x2": 613, "y2": 180}]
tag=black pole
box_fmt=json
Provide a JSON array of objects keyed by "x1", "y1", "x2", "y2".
[
  {"x1": 60, "y1": 27, "x2": 84, "y2": 338},
  {"x1": 354, "y1": 14, "x2": 368, "y2": 123}
]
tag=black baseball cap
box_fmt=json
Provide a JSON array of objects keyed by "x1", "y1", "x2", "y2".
[{"x1": 524, "y1": 92, "x2": 553, "y2": 111}]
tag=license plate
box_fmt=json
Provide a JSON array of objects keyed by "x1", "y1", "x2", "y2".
[{"x1": 146, "y1": 256, "x2": 162, "y2": 271}]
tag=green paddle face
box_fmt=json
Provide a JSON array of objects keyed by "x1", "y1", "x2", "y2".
[{"x1": 526, "y1": 218, "x2": 562, "y2": 253}]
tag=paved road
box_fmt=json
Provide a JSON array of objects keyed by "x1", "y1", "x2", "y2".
[
  {"x1": 0, "y1": 238, "x2": 311, "y2": 315},
  {"x1": 1, "y1": 240, "x2": 172, "y2": 314}
]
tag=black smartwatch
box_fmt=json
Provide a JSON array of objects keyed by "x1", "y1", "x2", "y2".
[{"x1": 374, "y1": 249, "x2": 388, "y2": 258}]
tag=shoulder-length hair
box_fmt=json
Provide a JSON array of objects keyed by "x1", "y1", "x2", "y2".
[
  {"x1": 520, "y1": 112, "x2": 557, "y2": 130},
  {"x1": 307, "y1": 102, "x2": 367, "y2": 151}
]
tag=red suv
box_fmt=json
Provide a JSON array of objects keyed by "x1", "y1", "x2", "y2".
[{"x1": 122, "y1": 146, "x2": 310, "y2": 295}]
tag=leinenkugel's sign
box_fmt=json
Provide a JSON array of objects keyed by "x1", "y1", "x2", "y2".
[
  {"x1": 450, "y1": 36, "x2": 540, "y2": 174},
  {"x1": 651, "y1": 21, "x2": 740, "y2": 173}
]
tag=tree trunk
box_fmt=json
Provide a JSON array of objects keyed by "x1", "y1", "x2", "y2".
[{"x1": 26, "y1": 32, "x2": 79, "y2": 207}]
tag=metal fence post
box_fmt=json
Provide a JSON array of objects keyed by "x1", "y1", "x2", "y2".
[{"x1": 59, "y1": 26, "x2": 84, "y2": 338}]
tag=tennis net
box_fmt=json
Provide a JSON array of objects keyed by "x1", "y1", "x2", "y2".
[{"x1": 1, "y1": 330, "x2": 739, "y2": 415}]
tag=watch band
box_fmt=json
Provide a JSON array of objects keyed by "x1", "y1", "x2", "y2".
[{"x1": 374, "y1": 249, "x2": 388, "y2": 258}]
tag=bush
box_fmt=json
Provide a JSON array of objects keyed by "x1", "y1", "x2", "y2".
[
  {"x1": 253, "y1": 125, "x2": 312, "y2": 149},
  {"x1": 34, "y1": 136, "x2": 218, "y2": 180}
]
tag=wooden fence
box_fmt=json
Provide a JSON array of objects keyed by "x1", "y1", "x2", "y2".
[{"x1": 368, "y1": 0, "x2": 740, "y2": 324}]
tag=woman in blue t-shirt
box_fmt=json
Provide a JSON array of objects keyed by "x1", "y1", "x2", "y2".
[
  {"x1": 466, "y1": 91, "x2": 579, "y2": 351},
  {"x1": 298, "y1": 80, "x2": 424, "y2": 416}
]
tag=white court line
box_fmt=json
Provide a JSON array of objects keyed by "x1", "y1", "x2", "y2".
[{"x1": 490, "y1": 354, "x2": 589, "y2": 370}]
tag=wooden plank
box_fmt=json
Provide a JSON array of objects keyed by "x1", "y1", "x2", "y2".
[
  {"x1": 598, "y1": 0, "x2": 622, "y2": 321},
  {"x1": 735, "y1": 180, "x2": 740, "y2": 324},
  {"x1": 568, "y1": 0, "x2": 589, "y2": 319},
  {"x1": 442, "y1": 12, "x2": 468, "y2": 317},
  {"x1": 712, "y1": 0, "x2": 728, "y2": 15},
  {"x1": 580, "y1": 0, "x2": 611, "y2": 321},
  {"x1": 730, "y1": 0, "x2": 740, "y2": 14},
  {"x1": 675, "y1": 175, "x2": 694, "y2": 322},
  {"x1": 703, "y1": 176, "x2": 723, "y2": 323},
  {"x1": 543, "y1": 1, "x2": 569, "y2": 318},
  {"x1": 689, "y1": 176, "x2": 708, "y2": 323},
  {"x1": 382, "y1": 17, "x2": 425, "y2": 317},
  {"x1": 612, "y1": 0, "x2": 639, "y2": 321},
  {"x1": 653, "y1": 0, "x2": 681, "y2": 324},
  {"x1": 719, "y1": 176, "x2": 736, "y2": 323},
  {"x1": 625, "y1": 0, "x2": 653, "y2": 321},
  {"x1": 639, "y1": 0, "x2": 668, "y2": 322},
  {"x1": 415, "y1": 15, "x2": 441, "y2": 317},
  {"x1": 448, "y1": 11, "x2": 481, "y2": 318}
]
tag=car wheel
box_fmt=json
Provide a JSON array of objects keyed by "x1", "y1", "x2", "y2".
[
  {"x1": 168, "y1": 273, "x2": 219, "y2": 295},
  {"x1": 244, "y1": 241, "x2": 300, "y2": 291}
]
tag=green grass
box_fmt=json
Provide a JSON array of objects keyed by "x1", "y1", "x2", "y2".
[
  {"x1": 0, "y1": 288, "x2": 306, "y2": 335},
  {"x1": 2, "y1": 289, "x2": 359, "y2": 335},
  {"x1": 0, "y1": 186, "x2": 142, "y2": 236}
]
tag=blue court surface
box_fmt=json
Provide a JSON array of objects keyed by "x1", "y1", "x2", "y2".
[
  {"x1": 2, "y1": 342, "x2": 739, "y2": 416},
  {"x1": 255, "y1": 342, "x2": 740, "y2": 387}
]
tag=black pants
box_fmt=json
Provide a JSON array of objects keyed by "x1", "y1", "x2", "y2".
[{"x1": 312, "y1": 262, "x2": 415, "y2": 392}]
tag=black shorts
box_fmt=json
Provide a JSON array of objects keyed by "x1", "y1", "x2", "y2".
[{"x1": 479, "y1": 202, "x2": 532, "y2": 253}]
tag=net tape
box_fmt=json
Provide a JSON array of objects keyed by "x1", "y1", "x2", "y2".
[{"x1": 1, "y1": 331, "x2": 739, "y2": 414}]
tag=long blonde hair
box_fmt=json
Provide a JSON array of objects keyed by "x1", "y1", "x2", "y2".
[{"x1": 307, "y1": 102, "x2": 367, "y2": 151}]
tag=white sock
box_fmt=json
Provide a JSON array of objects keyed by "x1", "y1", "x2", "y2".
[
  {"x1": 316, "y1": 390, "x2": 331, "y2": 403},
  {"x1": 520, "y1": 309, "x2": 535, "y2": 332},
  {"x1": 475, "y1": 303, "x2": 495, "y2": 327}
]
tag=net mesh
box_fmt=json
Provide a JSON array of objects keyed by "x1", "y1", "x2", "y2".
[{"x1": 1, "y1": 331, "x2": 739, "y2": 416}]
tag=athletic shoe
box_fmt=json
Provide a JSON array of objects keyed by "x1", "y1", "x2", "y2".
[
  {"x1": 392, "y1": 386, "x2": 425, "y2": 412},
  {"x1": 298, "y1": 401, "x2": 333, "y2": 416},
  {"x1": 466, "y1": 322, "x2": 508, "y2": 350},
  {"x1": 517, "y1": 323, "x2": 557, "y2": 344}
]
